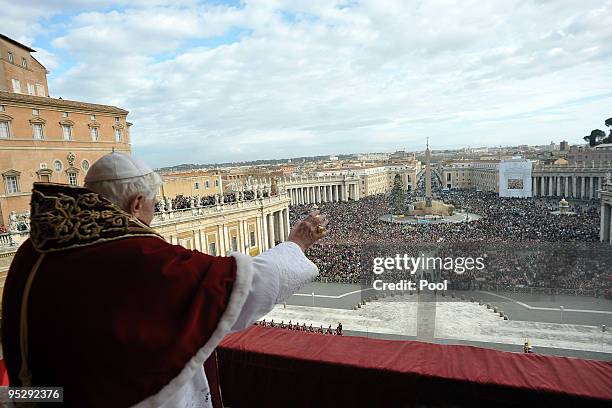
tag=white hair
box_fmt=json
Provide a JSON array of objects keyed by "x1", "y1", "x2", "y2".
[{"x1": 84, "y1": 172, "x2": 162, "y2": 211}]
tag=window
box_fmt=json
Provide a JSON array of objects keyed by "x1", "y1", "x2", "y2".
[
  {"x1": 11, "y1": 79, "x2": 21, "y2": 93},
  {"x1": 33, "y1": 123, "x2": 44, "y2": 140},
  {"x1": 27, "y1": 83, "x2": 35, "y2": 95},
  {"x1": 208, "y1": 242, "x2": 217, "y2": 256},
  {"x1": 0, "y1": 121, "x2": 10, "y2": 138},
  {"x1": 114, "y1": 117, "x2": 120, "y2": 123},
  {"x1": 5, "y1": 176, "x2": 18, "y2": 194},
  {"x1": 62, "y1": 125, "x2": 72, "y2": 141},
  {"x1": 63, "y1": 112, "x2": 69, "y2": 118},
  {"x1": 90, "y1": 114, "x2": 96, "y2": 120},
  {"x1": 82, "y1": 160, "x2": 90, "y2": 171},
  {"x1": 231, "y1": 237, "x2": 238, "y2": 252},
  {"x1": 40, "y1": 174, "x2": 51, "y2": 183},
  {"x1": 21, "y1": 57, "x2": 27, "y2": 68},
  {"x1": 250, "y1": 231, "x2": 256, "y2": 247},
  {"x1": 32, "y1": 108, "x2": 39, "y2": 115},
  {"x1": 36, "y1": 84, "x2": 45, "y2": 96},
  {"x1": 215, "y1": 180, "x2": 219, "y2": 187},
  {"x1": 68, "y1": 172, "x2": 78, "y2": 186},
  {"x1": 115, "y1": 128, "x2": 122, "y2": 142},
  {"x1": 194, "y1": 182, "x2": 200, "y2": 189},
  {"x1": 7, "y1": 52, "x2": 14, "y2": 63},
  {"x1": 205, "y1": 180, "x2": 210, "y2": 188},
  {"x1": 90, "y1": 127, "x2": 99, "y2": 141},
  {"x1": 53, "y1": 160, "x2": 63, "y2": 172},
  {"x1": 0, "y1": 105, "x2": 4, "y2": 111}
]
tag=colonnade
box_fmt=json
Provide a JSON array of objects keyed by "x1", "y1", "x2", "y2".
[
  {"x1": 286, "y1": 183, "x2": 359, "y2": 205},
  {"x1": 600, "y1": 184, "x2": 612, "y2": 244},
  {"x1": 531, "y1": 175, "x2": 606, "y2": 199}
]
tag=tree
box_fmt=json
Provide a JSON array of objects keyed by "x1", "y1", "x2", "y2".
[
  {"x1": 390, "y1": 174, "x2": 406, "y2": 215},
  {"x1": 604, "y1": 117, "x2": 612, "y2": 143},
  {"x1": 583, "y1": 129, "x2": 606, "y2": 147},
  {"x1": 605, "y1": 117, "x2": 612, "y2": 133}
]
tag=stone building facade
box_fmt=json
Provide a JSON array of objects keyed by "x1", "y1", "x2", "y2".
[{"x1": 0, "y1": 34, "x2": 130, "y2": 227}]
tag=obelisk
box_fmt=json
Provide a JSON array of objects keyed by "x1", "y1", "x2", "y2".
[{"x1": 425, "y1": 137, "x2": 432, "y2": 207}]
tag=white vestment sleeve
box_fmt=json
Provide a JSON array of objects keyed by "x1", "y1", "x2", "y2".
[{"x1": 231, "y1": 241, "x2": 318, "y2": 331}]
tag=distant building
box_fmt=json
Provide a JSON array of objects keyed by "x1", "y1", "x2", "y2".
[
  {"x1": 158, "y1": 171, "x2": 223, "y2": 199},
  {"x1": 316, "y1": 164, "x2": 417, "y2": 195},
  {"x1": 560, "y1": 140, "x2": 569, "y2": 151},
  {"x1": 356, "y1": 152, "x2": 390, "y2": 162},
  {"x1": 567, "y1": 144, "x2": 612, "y2": 166},
  {"x1": 441, "y1": 157, "x2": 533, "y2": 198}
]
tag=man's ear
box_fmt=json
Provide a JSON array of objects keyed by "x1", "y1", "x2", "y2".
[{"x1": 128, "y1": 194, "x2": 146, "y2": 217}]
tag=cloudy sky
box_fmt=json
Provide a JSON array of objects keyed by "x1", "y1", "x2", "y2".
[{"x1": 2, "y1": 0, "x2": 611, "y2": 167}]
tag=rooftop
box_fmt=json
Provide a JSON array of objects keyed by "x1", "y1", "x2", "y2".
[
  {"x1": 0, "y1": 91, "x2": 128, "y2": 115},
  {"x1": 0, "y1": 33, "x2": 36, "y2": 53}
]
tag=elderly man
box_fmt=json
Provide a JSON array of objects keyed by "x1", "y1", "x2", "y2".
[{"x1": 1, "y1": 152, "x2": 327, "y2": 407}]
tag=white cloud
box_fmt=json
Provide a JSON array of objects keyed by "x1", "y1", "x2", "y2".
[{"x1": 3, "y1": 0, "x2": 612, "y2": 167}]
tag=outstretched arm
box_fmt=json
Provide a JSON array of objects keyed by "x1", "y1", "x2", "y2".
[{"x1": 231, "y1": 211, "x2": 328, "y2": 331}]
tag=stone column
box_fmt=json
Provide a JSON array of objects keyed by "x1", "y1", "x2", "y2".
[
  {"x1": 284, "y1": 208, "x2": 290, "y2": 239},
  {"x1": 601, "y1": 203, "x2": 611, "y2": 243},
  {"x1": 548, "y1": 177, "x2": 553, "y2": 196},
  {"x1": 215, "y1": 226, "x2": 223, "y2": 256},
  {"x1": 593, "y1": 177, "x2": 598, "y2": 199},
  {"x1": 225, "y1": 225, "x2": 232, "y2": 253},
  {"x1": 581, "y1": 177, "x2": 586, "y2": 199},
  {"x1": 556, "y1": 176, "x2": 561, "y2": 197},
  {"x1": 564, "y1": 176, "x2": 569, "y2": 198},
  {"x1": 267, "y1": 213, "x2": 275, "y2": 248},
  {"x1": 609, "y1": 206, "x2": 612, "y2": 244},
  {"x1": 572, "y1": 177, "x2": 577, "y2": 198},
  {"x1": 256, "y1": 214, "x2": 265, "y2": 252},
  {"x1": 278, "y1": 210, "x2": 285, "y2": 242},
  {"x1": 539, "y1": 177, "x2": 544, "y2": 197},
  {"x1": 589, "y1": 177, "x2": 594, "y2": 199},
  {"x1": 238, "y1": 219, "x2": 246, "y2": 254}
]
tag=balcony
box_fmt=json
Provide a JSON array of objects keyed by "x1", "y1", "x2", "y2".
[{"x1": 216, "y1": 325, "x2": 611, "y2": 407}]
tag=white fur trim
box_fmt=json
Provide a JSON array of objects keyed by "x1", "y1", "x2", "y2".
[{"x1": 131, "y1": 252, "x2": 254, "y2": 408}]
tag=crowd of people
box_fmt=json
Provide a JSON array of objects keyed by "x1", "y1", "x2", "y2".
[
  {"x1": 256, "y1": 319, "x2": 343, "y2": 335},
  {"x1": 289, "y1": 181, "x2": 610, "y2": 297},
  {"x1": 154, "y1": 190, "x2": 269, "y2": 212}
]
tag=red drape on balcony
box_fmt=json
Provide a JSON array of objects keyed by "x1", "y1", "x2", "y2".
[{"x1": 218, "y1": 326, "x2": 612, "y2": 407}]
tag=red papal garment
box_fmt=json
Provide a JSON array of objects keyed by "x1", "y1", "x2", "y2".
[{"x1": 1, "y1": 183, "x2": 318, "y2": 407}]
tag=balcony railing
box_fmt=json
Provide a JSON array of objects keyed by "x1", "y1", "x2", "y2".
[
  {"x1": 152, "y1": 194, "x2": 288, "y2": 226},
  {"x1": 217, "y1": 325, "x2": 612, "y2": 407}
]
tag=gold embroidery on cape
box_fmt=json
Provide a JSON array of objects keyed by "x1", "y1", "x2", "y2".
[{"x1": 29, "y1": 183, "x2": 161, "y2": 253}]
